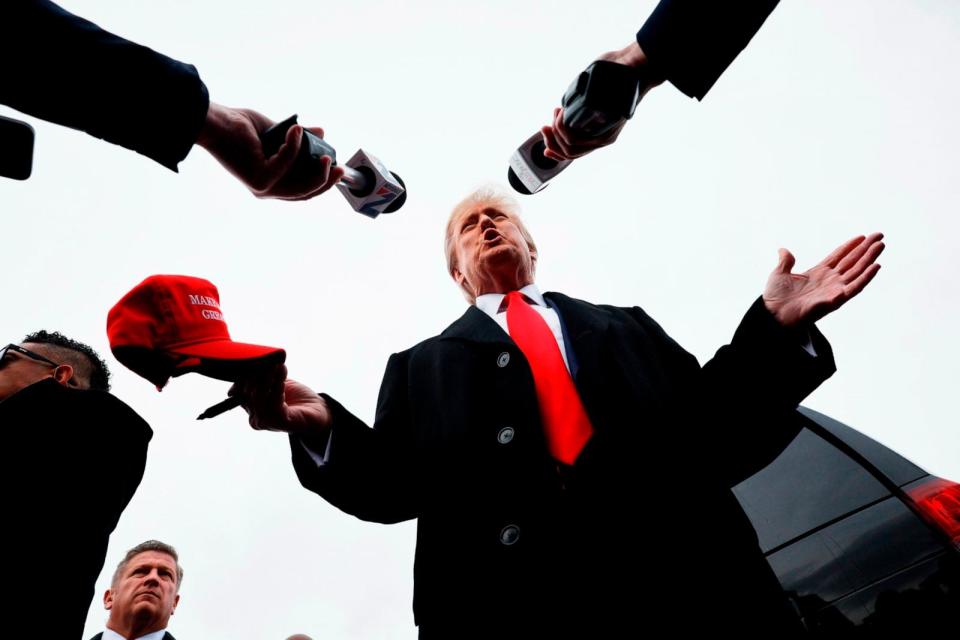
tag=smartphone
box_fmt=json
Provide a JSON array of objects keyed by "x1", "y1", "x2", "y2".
[{"x1": 0, "y1": 115, "x2": 35, "y2": 180}]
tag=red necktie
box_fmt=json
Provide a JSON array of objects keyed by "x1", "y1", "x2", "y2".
[{"x1": 505, "y1": 291, "x2": 593, "y2": 465}]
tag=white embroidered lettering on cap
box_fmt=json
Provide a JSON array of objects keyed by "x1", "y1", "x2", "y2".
[{"x1": 187, "y1": 294, "x2": 222, "y2": 309}]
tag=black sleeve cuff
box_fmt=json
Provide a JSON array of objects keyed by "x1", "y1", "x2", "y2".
[
  {"x1": 731, "y1": 297, "x2": 837, "y2": 406},
  {"x1": 636, "y1": 0, "x2": 780, "y2": 100}
]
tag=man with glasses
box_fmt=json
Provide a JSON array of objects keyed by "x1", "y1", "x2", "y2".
[
  {"x1": 0, "y1": 331, "x2": 153, "y2": 639},
  {"x1": 1, "y1": 339, "x2": 95, "y2": 399}
]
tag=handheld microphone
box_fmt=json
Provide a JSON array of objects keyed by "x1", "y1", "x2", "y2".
[
  {"x1": 0, "y1": 115, "x2": 34, "y2": 181},
  {"x1": 508, "y1": 60, "x2": 647, "y2": 194},
  {"x1": 261, "y1": 115, "x2": 407, "y2": 217}
]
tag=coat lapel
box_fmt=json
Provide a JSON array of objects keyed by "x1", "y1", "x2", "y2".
[
  {"x1": 438, "y1": 294, "x2": 613, "y2": 378},
  {"x1": 439, "y1": 304, "x2": 514, "y2": 346},
  {"x1": 543, "y1": 292, "x2": 610, "y2": 364}
]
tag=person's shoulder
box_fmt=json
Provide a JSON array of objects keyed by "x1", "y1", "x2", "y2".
[
  {"x1": 2, "y1": 379, "x2": 152, "y2": 439},
  {"x1": 544, "y1": 290, "x2": 655, "y2": 322},
  {"x1": 387, "y1": 305, "x2": 489, "y2": 365},
  {"x1": 76, "y1": 387, "x2": 152, "y2": 433},
  {"x1": 392, "y1": 330, "x2": 446, "y2": 363}
]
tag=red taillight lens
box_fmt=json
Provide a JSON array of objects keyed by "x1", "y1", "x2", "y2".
[{"x1": 908, "y1": 477, "x2": 960, "y2": 547}]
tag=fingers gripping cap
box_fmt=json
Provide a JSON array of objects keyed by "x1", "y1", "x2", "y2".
[{"x1": 107, "y1": 275, "x2": 285, "y2": 389}]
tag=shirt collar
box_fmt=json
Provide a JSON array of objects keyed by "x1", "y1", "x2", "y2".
[
  {"x1": 102, "y1": 628, "x2": 168, "y2": 640},
  {"x1": 475, "y1": 283, "x2": 545, "y2": 319}
]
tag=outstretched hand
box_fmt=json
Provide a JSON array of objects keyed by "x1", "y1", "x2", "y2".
[
  {"x1": 763, "y1": 233, "x2": 885, "y2": 327},
  {"x1": 196, "y1": 102, "x2": 344, "y2": 201},
  {"x1": 229, "y1": 364, "x2": 332, "y2": 435}
]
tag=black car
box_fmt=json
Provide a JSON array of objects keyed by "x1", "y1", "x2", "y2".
[{"x1": 732, "y1": 407, "x2": 959, "y2": 633}]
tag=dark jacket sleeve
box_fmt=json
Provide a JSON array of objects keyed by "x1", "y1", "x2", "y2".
[
  {"x1": 0, "y1": 0, "x2": 210, "y2": 171},
  {"x1": 629, "y1": 296, "x2": 836, "y2": 485},
  {"x1": 289, "y1": 352, "x2": 419, "y2": 525},
  {"x1": 636, "y1": 0, "x2": 780, "y2": 99}
]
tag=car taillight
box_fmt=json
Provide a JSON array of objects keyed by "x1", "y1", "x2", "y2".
[{"x1": 907, "y1": 477, "x2": 960, "y2": 548}]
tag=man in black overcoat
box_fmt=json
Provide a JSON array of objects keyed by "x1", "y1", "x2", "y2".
[
  {"x1": 0, "y1": 331, "x2": 152, "y2": 639},
  {"x1": 236, "y1": 188, "x2": 884, "y2": 637}
]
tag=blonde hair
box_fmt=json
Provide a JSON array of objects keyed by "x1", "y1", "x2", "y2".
[
  {"x1": 444, "y1": 186, "x2": 538, "y2": 303},
  {"x1": 111, "y1": 539, "x2": 183, "y2": 590}
]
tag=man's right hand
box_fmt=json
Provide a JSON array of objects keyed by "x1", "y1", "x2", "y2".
[
  {"x1": 196, "y1": 103, "x2": 344, "y2": 201},
  {"x1": 229, "y1": 365, "x2": 332, "y2": 435},
  {"x1": 540, "y1": 40, "x2": 664, "y2": 162}
]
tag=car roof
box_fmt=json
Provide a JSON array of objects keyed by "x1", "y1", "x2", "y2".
[{"x1": 797, "y1": 407, "x2": 927, "y2": 487}]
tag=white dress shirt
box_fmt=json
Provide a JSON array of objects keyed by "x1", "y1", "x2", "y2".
[{"x1": 475, "y1": 283, "x2": 571, "y2": 372}]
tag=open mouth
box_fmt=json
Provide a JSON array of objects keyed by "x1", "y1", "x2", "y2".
[{"x1": 482, "y1": 228, "x2": 501, "y2": 243}]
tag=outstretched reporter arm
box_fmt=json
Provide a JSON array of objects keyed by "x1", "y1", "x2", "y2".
[
  {"x1": 636, "y1": 0, "x2": 781, "y2": 100},
  {"x1": 2, "y1": 0, "x2": 209, "y2": 170},
  {"x1": 2, "y1": 2, "x2": 342, "y2": 199},
  {"x1": 542, "y1": 0, "x2": 780, "y2": 161}
]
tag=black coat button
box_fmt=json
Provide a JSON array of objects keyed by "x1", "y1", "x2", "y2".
[
  {"x1": 500, "y1": 525, "x2": 520, "y2": 545},
  {"x1": 497, "y1": 427, "x2": 515, "y2": 444},
  {"x1": 497, "y1": 352, "x2": 510, "y2": 368}
]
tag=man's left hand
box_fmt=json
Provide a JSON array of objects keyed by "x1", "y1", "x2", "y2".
[{"x1": 763, "y1": 233, "x2": 884, "y2": 328}]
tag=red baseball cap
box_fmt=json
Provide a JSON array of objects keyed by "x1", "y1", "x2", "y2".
[{"x1": 107, "y1": 275, "x2": 285, "y2": 389}]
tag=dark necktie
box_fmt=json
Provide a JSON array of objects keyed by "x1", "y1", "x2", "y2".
[{"x1": 504, "y1": 291, "x2": 593, "y2": 464}]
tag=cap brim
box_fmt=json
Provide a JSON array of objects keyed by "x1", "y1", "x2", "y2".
[
  {"x1": 168, "y1": 340, "x2": 284, "y2": 362},
  {"x1": 167, "y1": 340, "x2": 286, "y2": 382}
]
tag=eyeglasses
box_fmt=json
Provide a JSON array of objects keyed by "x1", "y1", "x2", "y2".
[{"x1": 0, "y1": 343, "x2": 60, "y2": 369}]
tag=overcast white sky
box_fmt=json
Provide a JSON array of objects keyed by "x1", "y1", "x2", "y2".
[{"x1": 2, "y1": 1, "x2": 959, "y2": 637}]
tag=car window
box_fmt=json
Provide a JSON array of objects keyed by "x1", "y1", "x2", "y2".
[
  {"x1": 765, "y1": 496, "x2": 947, "y2": 609},
  {"x1": 733, "y1": 428, "x2": 889, "y2": 553}
]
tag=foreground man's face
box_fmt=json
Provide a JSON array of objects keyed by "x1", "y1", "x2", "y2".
[
  {"x1": 451, "y1": 205, "x2": 536, "y2": 297},
  {"x1": 106, "y1": 551, "x2": 180, "y2": 630}
]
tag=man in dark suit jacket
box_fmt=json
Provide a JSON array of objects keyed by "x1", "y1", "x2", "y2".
[
  {"x1": 236, "y1": 188, "x2": 884, "y2": 636},
  {"x1": 0, "y1": 331, "x2": 152, "y2": 639},
  {"x1": 1, "y1": 0, "x2": 342, "y2": 198},
  {"x1": 89, "y1": 540, "x2": 183, "y2": 640}
]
